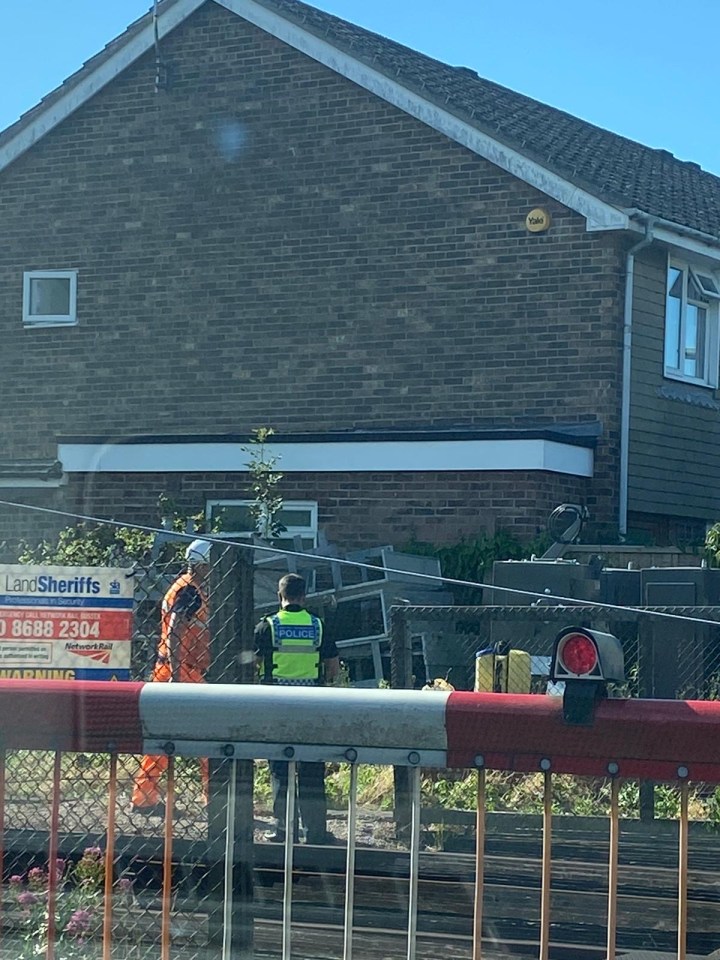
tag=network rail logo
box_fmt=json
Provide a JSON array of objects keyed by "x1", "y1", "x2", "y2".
[{"x1": 65, "y1": 642, "x2": 113, "y2": 664}]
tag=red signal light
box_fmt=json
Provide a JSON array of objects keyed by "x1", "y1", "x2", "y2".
[{"x1": 558, "y1": 632, "x2": 598, "y2": 676}]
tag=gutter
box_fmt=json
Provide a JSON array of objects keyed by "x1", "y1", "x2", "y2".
[
  {"x1": 624, "y1": 208, "x2": 720, "y2": 251},
  {"x1": 619, "y1": 218, "x2": 654, "y2": 536}
]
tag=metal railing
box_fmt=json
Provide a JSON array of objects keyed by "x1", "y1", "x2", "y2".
[{"x1": 1, "y1": 680, "x2": 720, "y2": 960}]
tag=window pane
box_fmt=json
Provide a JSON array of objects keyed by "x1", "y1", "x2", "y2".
[
  {"x1": 684, "y1": 304, "x2": 706, "y2": 378},
  {"x1": 29, "y1": 277, "x2": 70, "y2": 315},
  {"x1": 277, "y1": 508, "x2": 313, "y2": 527},
  {"x1": 668, "y1": 267, "x2": 683, "y2": 298},
  {"x1": 687, "y1": 274, "x2": 708, "y2": 304},
  {"x1": 697, "y1": 308, "x2": 707, "y2": 376},
  {"x1": 665, "y1": 287, "x2": 682, "y2": 370},
  {"x1": 695, "y1": 272, "x2": 720, "y2": 296},
  {"x1": 210, "y1": 504, "x2": 254, "y2": 531},
  {"x1": 208, "y1": 501, "x2": 317, "y2": 541}
]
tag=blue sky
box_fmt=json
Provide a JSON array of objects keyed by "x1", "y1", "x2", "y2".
[{"x1": 2, "y1": 1, "x2": 719, "y2": 175}]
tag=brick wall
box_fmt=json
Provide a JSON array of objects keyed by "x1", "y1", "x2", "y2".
[
  {"x1": 0, "y1": 489, "x2": 70, "y2": 559},
  {"x1": 59, "y1": 469, "x2": 588, "y2": 550},
  {"x1": 0, "y1": 2, "x2": 626, "y2": 538}
]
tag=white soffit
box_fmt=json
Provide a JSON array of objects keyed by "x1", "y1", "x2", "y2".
[
  {"x1": 651, "y1": 224, "x2": 720, "y2": 265},
  {"x1": 59, "y1": 439, "x2": 593, "y2": 477}
]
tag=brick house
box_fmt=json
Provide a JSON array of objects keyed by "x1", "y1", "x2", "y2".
[{"x1": 1, "y1": 0, "x2": 720, "y2": 553}]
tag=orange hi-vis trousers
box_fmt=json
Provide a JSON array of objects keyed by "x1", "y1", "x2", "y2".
[{"x1": 131, "y1": 663, "x2": 209, "y2": 809}]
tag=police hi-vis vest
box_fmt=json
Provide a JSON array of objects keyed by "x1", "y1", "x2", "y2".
[{"x1": 266, "y1": 609, "x2": 323, "y2": 686}]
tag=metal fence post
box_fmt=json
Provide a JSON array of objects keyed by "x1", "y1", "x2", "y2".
[
  {"x1": 391, "y1": 605, "x2": 413, "y2": 840},
  {"x1": 207, "y1": 545, "x2": 255, "y2": 955},
  {"x1": 390, "y1": 604, "x2": 413, "y2": 690},
  {"x1": 637, "y1": 619, "x2": 655, "y2": 822}
]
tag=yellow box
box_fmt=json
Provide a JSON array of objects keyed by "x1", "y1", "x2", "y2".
[
  {"x1": 501, "y1": 649, "x2": 532, "y2": 694},
  {"x1": 474, "y1": 651, "x2": 495, "y2": 692},
  {"x1": 475, "y1": 649, "x2": 531, "y2": 693}
]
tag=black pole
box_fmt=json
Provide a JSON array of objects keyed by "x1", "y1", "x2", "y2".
[{"x1": 207, "y1": 545, "x2": 255, "y2": 955}]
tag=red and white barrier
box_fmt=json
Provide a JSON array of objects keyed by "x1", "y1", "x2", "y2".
[{"x1": 4, "y1": 681, "x2": 720, "y2": 781}]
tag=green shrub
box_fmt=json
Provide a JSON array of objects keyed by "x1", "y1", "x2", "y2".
[{"x1": 403, "y1": 531, "x2": 549, "y2": 604}]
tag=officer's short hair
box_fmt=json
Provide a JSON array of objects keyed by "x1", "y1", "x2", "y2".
[{"x1": 278, "y1": 573, "x2": 306, "y2": 602}]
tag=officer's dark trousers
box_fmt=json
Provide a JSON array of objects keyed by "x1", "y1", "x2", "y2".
[{"x1": 270, "y1": 760, "x2": 328, "y2": 843}]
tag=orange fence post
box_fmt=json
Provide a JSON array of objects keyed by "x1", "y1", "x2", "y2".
[
  {"x1": 103, "y1": 754, "x2": 118, "y2": 960},
  {"x1": 473, "y1": 765, "x2": 486, "y2": 960},
  {"x1": 606, "y1": 776, "x2": 620, "y2": 960},
  {"x1": 160, "y1": 755, "x2": 175, "y2": 960},
  {"x1": 678, "y1": 778, "x2": 689, "y2": 960},
  {"x1": 46, "y1": 752, "x2": 62, "y2": 960},
  {"x1": 539, "y1": 767, "x2": 552, "y2": 960}
]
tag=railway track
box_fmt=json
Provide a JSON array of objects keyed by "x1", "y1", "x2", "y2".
[
  {"x1": 4, "y1": 816, "x2": 720, "y2": 958},
  {"x1": 252, "y1": 840, "x2": 720, "y2": 959}
]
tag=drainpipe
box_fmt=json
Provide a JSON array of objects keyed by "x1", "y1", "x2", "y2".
[{"x1": 619, "y1": 218, "x2": 654, "y2": 536}]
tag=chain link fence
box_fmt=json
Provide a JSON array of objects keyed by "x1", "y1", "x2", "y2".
[
  {"x1": 0, "y1": 536, "x2": 259, "y2": 958},
  {"x1": 392, "y1": 603, "x2": 720, "y2": 700},
  {"x1": 3, "y1": 525, "x2": 720, "y2": 955}
]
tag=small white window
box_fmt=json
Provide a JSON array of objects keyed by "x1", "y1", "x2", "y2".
[
  {"x1": 664, "y1": 260, "x2": 720, "y2": 387},
  {"x1": 23, "y1": 270, "x2": 77, "y2": 327},
  {"x1": 206, "y1": 500, "x2": 318, "y2": 551}
]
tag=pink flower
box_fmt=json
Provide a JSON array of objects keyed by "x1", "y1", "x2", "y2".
[
  {"x1": 117, "y1": 877, "x2": 133, "y2": 893},
  {"x1": 17, "y1": 891, "x2": 38, "y2": 908},
  {"x1": 27, "y1": 867, "x2": 47, "y2": 889},
  {"x1": 82, "y1": 847, "x2": 102, "y2": 859},
  {"x1": 65, "y1": 908, "x2": 93, "y2": 937},
  {"x1": 9, "y1": 875, "x2": 23, "y2": 886}
]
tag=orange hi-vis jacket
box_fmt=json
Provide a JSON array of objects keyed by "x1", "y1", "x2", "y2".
[{"x1": 156, "y1": 572, "x2": 210, "y2": 676}]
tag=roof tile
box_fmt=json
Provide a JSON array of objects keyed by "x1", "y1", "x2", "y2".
[
  {"x1": 258, "y1": 0, "x2": 720, "y2": 238},
  {"x1": 2, "y1": 0, "x2": 718, "y2": 239}
]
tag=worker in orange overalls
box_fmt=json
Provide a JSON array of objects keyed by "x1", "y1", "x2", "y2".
[{"x1": 129, "y1": 539, "x2": 212, "y2": 817}]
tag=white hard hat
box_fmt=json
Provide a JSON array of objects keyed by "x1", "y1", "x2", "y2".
[{"x1": 185, "y1": 539, "x2": 212, "y2": 565}]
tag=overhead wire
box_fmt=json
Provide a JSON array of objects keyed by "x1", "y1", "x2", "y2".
[{"x1": 0, "y1": 497, "x2": 718, "y2": 628}]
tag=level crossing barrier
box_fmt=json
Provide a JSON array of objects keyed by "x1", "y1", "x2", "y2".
[{"x1": 1, "y1": 680, "x2": 720, "y2": 959}]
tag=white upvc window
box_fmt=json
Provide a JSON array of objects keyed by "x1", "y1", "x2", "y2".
[
  {"x1": 23, "y1": 270, "x2": 78, "y2": 327},
  {"x1": 206, "y1": 500, "x2": 318, "y2": 551},
  {"x1": 664, "y1": 260, "x2": 720, "y2": 387}
]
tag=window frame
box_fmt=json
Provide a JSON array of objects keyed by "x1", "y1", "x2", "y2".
[
  {"x1": 205, "y1": 499, "x2": 318, "y2": 548},
  {"x1": 663, "y1": 258, "x2": 720, "y2": 388},
  {"x1": 22, "y1": 270, "x2": 78, "y2": 328}
]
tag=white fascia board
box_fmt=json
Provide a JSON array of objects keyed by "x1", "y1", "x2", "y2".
[
  {"x1": 218, "y1": 0, "x2": 628, "y2": 233},
  {"x1": 59, "y1": 438, "x2": 593, "y2": 477},
  {"x1": 650, "y1": 224, "x2": 720, "y2": 264},
  {"x1": 542, "y1": 440, "x2": 593, "y2": 476},
  {"x1": 0, "y1": 477, "x2": 66, "y2": 489},
  {"x1": 0, "y1": 0, "x2": 205, "y2": 174}
]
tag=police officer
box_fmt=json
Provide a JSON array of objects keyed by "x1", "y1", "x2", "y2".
[
  {"x1": 130, "y1": 539, "x2": 212, "y2": 816},
  {"x1": 255, "y1": 573, "x2": 339, "y2": 844}
]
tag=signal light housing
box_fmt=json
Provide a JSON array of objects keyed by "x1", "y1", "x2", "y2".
[
  {"x1": 557, "y1": 632, "x2": 599, "y2": 676},
  {"x1": 551, "y1": 627, "x2": 625, "y2": 725}
]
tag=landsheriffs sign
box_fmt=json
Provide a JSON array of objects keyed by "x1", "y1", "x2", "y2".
[{"x1": 0, "y1": 566, "x2": 134, "y2": 680}]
